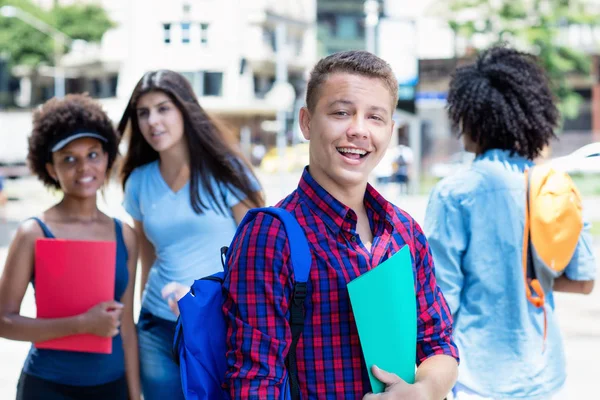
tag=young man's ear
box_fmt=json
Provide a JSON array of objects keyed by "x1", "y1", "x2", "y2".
[
  {"x1": 45, "y1": 163, "x2": 58, "y2": 182},
  {"x1": 299, "y1": 107, "x2": 311, "y2": 141}
]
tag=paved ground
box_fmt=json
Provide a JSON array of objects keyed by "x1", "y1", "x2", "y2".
[{"x1": 0, "y1": 172, "x2": 598, "y2": 398}]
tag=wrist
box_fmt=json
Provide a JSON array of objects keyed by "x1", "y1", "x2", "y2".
[
  {"x1": 413, "y1": 380, "x2": 434, "y2": 400},
  {"x1": 73, "y1": 314, "x2": 88, "y2": 334}
]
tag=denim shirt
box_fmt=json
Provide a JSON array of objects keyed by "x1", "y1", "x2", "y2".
[{"x1": 424, "y1": 149, "x2": 596, "y2": 398}]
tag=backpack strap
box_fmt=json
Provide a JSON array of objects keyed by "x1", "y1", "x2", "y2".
[
  {"x1": 237, "y1": 207, "x2": 311, "y2": 400},
  {"x1": 525, "y1": 170, "x2": 537, "y2": 283},
  {"x1": 523, "y1": 168, "x2": 547, "y2": 350}
]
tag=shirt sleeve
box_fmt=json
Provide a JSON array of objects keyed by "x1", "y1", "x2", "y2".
[
  {"x1": 424, "y1": 187, "x2": 468, "y2": 315},
  {"x1": 412, "y1": 219, "x2": 460, "y2": 365},
  {"x1": 222, "y1": 213, "x2": 293, "y2": 399},
  {"x1": 564, "y1": 219, "x2": 597, "y2": 281},
  {"x1": 123, "y1": 170, "x2": 143, "y2": 221}
]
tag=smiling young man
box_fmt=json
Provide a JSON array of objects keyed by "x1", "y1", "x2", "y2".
[{"x1": 223, "y1": 51, "x2": 459, "y2": 399}]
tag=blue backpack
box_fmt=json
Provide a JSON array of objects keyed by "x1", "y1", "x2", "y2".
[{"x1": 172, "y1": 207, "x2": 312, "y2": 400}]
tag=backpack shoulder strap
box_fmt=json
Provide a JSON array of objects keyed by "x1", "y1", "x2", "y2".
[
  {"x1": 238, "y1": 207, "x2": 311, "y2": 281},
  {"x1": 525, "y1": 168, "x2": 536, "y2": 281},
  {"x1": 236, "y1": 207, "x2": 310, "y2": 400}
]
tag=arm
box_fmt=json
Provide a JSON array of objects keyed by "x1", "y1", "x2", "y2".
[
  {"x1": 363, "y1": 223, "x2": 459, "y2": 400},
  {"x1": 423, "y1": 189, "x2": 468, "y2": 315},
  {"x1": 0, "y1": 221, "x2": 121, "y2": 342},
  {"x1": 554, "y1": 220, "x2": 596, "y2": 295},
  {"x1": 414, "y1": 355, "x2": 459, "y2": 399},
  {"x1": 231, "y1": 201, "x2": 251, "y2": 225},
  {"x1": 132, "y1": 219, "x2": 156, "y2": 300},
  {"x1": 223, "y1": 215, "x2": 293, "y2": 399},
  {"x1": 553, "y1": 275, "x2": 594, "y2": 294},
  {"x1": 413, "y1": 222, "x2": 459, "y2": 395},
  {"x1": 364, "y1": 355, "x2": 458, "y2": 400},
  {"x1": 121, "y1": 223, "x2": 142, "y2": 400},
  {"x1": 122, "y1": 172, "x2": 151, "y2": 300}
]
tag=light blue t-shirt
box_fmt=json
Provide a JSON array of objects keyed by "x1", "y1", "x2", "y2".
[
  {"x1": 425, "y1": 149, "x2": 596, "y2": 399},
  {"x1": 123, "y1": 161, "x2": 246, "y2": 322}
]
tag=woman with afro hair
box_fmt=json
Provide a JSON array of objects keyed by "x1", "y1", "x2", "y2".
[
  {"x1": 424, "y1": 46, "x2": 596, "y2": 399},
  {"x1": 0, "y1": 94, "x2": 141, "y2": 400}
]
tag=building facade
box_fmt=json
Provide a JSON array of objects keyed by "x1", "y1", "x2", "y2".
[{"x1": 12, "y1": 0, "x2": 317, "y2": 146}]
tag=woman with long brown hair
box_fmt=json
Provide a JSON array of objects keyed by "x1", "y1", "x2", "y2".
[{"x1": 118, "y1": 70, "x2": 263, "y2": 400}]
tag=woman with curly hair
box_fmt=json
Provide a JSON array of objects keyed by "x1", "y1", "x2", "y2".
[
  {"x1": 0, "y1": 94, "x2": 141, "y2": 400},
  {"x1": 118, "y1": 70, "x2": 263, "y2": 400},
  {"x1": 424, "y1": 46, "x2": 596, "y2": 399}
]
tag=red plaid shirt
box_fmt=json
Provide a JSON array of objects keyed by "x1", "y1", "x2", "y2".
[{"x1": 223, "y1": 168, "x2": 458, "y2": 399}]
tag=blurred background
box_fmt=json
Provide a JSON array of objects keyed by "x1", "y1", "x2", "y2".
[
  {"x1": 1, "y1": 0, "x2": 599, "y2": 192},
  {"x1": 0, "y1": 0, "x2": 599, "y2": 398}
]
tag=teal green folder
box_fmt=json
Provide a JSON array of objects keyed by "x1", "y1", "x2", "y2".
[{"x1": 347, "y1": 245, "x2": 416, "y2": 393}]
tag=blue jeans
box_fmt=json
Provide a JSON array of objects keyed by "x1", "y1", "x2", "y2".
[{"x1": 137, "y1": 308, "x2": 184, "y2": 400}]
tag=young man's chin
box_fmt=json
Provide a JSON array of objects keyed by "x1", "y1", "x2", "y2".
[{"x1": 332, "y1": 168, "x2": 371, "y2": 187}]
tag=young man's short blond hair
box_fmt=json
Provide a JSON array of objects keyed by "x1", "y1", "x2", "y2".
[{"x1": 305, "y1": 50, "x2": 398, "y2": 112}]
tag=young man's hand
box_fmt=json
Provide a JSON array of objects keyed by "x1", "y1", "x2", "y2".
[{"x1": 362, "y1": 366, "x2": 432, "y2": 400}]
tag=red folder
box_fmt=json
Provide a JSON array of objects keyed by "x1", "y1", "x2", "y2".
[{"x1": 34, "y1": 238, "x2": 116, "y2": 354}]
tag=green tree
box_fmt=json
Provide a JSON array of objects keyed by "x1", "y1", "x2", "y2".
[
  {"x1": 0, "y1": 0, "x2": 114, "y2": 67},
  {"x1": 445, "y1": 0, "x2": 600, "y2": 120},
  {"x1": 52, "y1": 3, "x2": 115, "y2": 44},
  {"x1": 0, "y1": 0, "x2": 53, "y2": 66}
]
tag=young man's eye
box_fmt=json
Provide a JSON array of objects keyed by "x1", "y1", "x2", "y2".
[
  {"x1": 333, "y1": 111, "x2": 348, "y2": 116},
  {"x1": 89, "y1": 151, "x2": 99, "y2": 159},
  {"x1": 371, "y1": 115, "x2": 384, "y2": 122},
  {"x1": 63, "y1": 156, "x2": 75, "y2": 163}
]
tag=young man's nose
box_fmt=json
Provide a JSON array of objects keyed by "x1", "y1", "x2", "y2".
[{"x1": 347, "y1": 115, "x2": 369, "y2": 139}]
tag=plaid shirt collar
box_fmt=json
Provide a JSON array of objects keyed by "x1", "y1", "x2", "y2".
[{"x1": 296, "y1": 167, "x2": 395, "y2": 237}]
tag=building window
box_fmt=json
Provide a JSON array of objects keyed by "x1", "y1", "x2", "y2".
[
  {"x1": 181, "y1": 22, "x2": 191, "y2": 44},
  {"x1": 200, "y1": 23, "x2": 209, "y2": 45},
  {"x1": 181, "y1": 71, "x2": 201, "y2": 95},
  {"x1": 203, "y1": 72, "x2": 223, "y2": 96},
  {"x1": 336, "y1": 16, "x2": 360, "y2": 39},
  {"x1": 263, "y1": 27, "x2": 276, "y2": 51},
  {"x1": 91, "y1": 79, "x2": 102, "y2": 97},
  {"x1": 253, "y1": 74, "x2": 275, "y2": 99},
  {"x1": 109, "y1": 75, "x2": 118, "y2": 96},
  {"x1": 163, "y1": 23, "x2": 171, "y2": 44},
  {"x1": 181, "y1": 71, "x2": 223, "y2": 97},
  {"x1": 318, "y1": 13, "x2": 337, "y2": 36}
]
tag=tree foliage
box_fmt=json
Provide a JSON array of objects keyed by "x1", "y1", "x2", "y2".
[
  {"x1": 0, "y1": 0, "x2": 114, "y2": 67},
  {"x1": 445, "y1": 0, "x2": 600, "y2": 120}
]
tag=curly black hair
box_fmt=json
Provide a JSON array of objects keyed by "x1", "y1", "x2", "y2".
[
  {"x1": 28, "y1": 93, "x2": 119, "y2": 189},
  {"x1": 447, "y1": 45, "x2": 559, "y2": 159}
]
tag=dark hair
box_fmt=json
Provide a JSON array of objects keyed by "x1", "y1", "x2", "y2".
[
  {"x1": 28, "y1": 93, "x2": 119, "y2": 190},
  {"x1": 447, "y1": 45, "x2": 559, "y2": 159},
  {"x1": 306, "y1": 50, "x2": 398, "y2": 112},
  {"x1": 118, "y1": 70, "x2": 263, "y2": 214}
]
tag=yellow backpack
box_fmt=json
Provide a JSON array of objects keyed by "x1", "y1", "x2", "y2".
[{"x1": 522, "y1": 164, "x2": 583, "y2": 345}]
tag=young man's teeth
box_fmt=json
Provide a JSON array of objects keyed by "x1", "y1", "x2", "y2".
[
  {"x1": 338, "y1": 148, "x2": 366, "y2": 156},
  {"x1": 79, "y1": 177, "x2": 93, "y2": 183}
]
